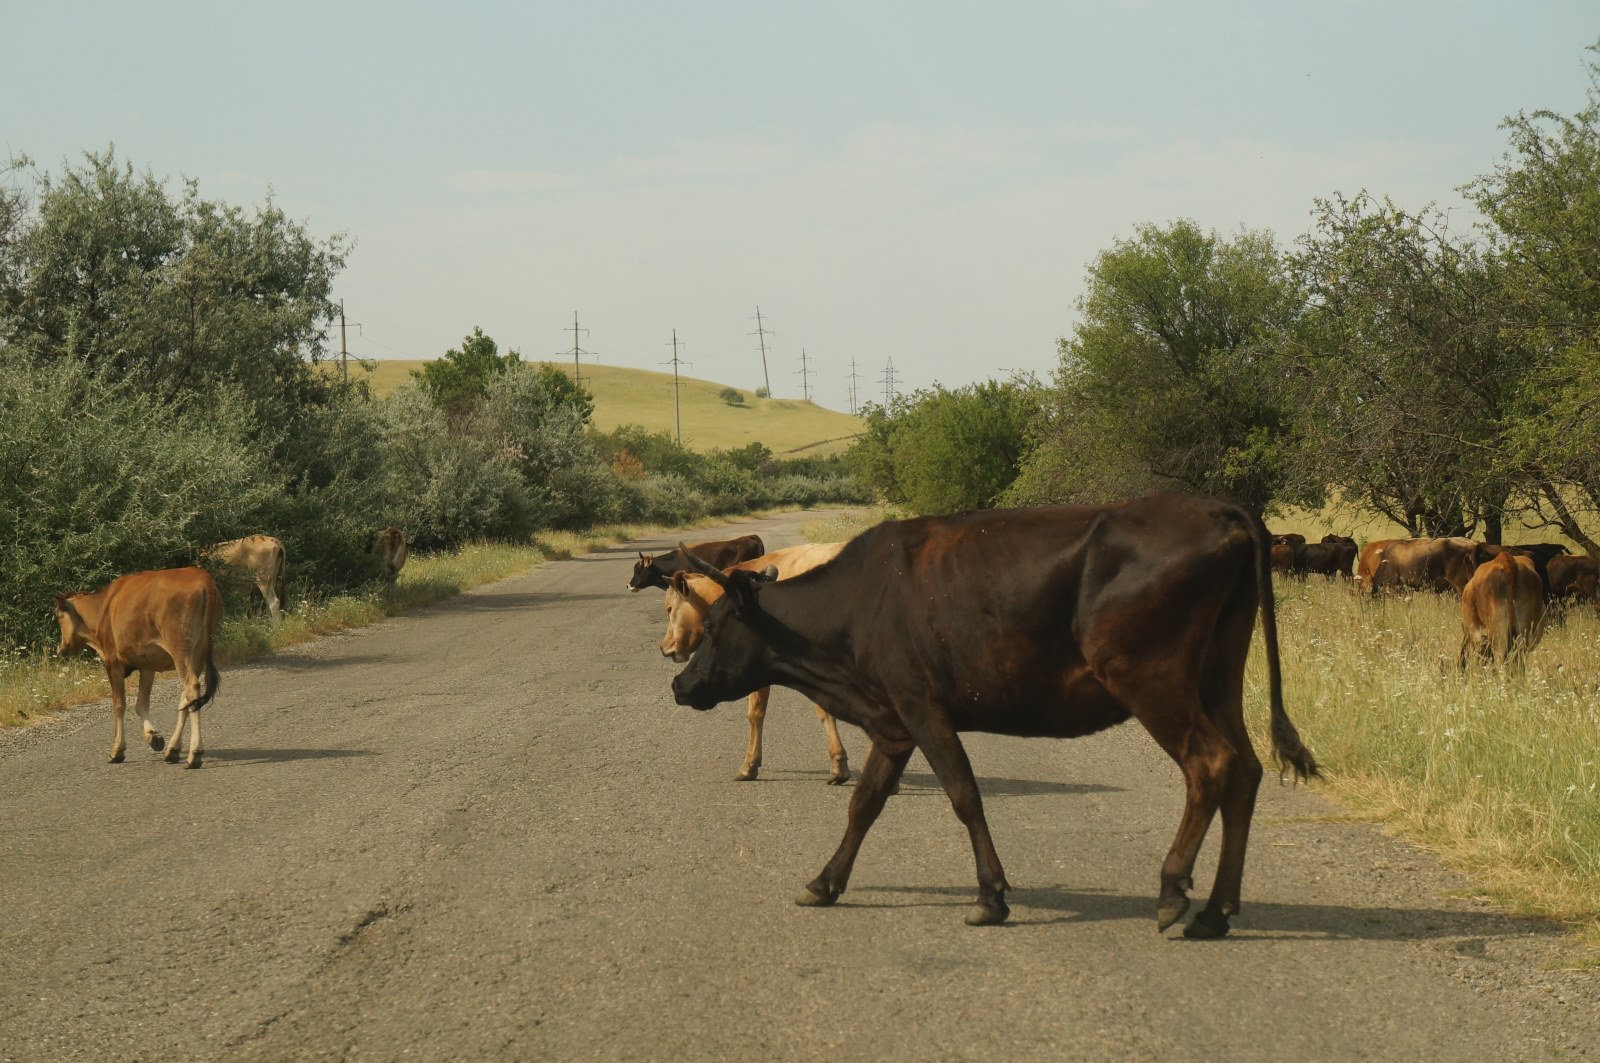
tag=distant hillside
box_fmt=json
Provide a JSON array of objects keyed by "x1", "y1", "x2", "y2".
[{"x1": 346, "y1": 359, "x2": 864, "y2": 456}]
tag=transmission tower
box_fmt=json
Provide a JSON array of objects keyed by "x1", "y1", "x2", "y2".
[
  {"x1": 878, "y1": 357, "x2": 899, "y2": 407},
  {"x1": 847, "y1": 358, "x2": 861, "y2": 414},
  {"x1": 796, "y1": 347, "x2": 814, "y2": 402},
  {"x1": 561, "y1": 311, "x2": 598, "y2": 384},
  {"x1": 751, "y1": 306, "x2": 774, "y2": 397},
  {"x1": 663, "y1": 329, "x2": 691, "y2": 446}
]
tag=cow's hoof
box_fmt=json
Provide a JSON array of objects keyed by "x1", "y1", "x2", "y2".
[
  {"x1": 186, "y1": 756, "x2": 203, "y2": 770},
  {"x1": 148, "y1": 734, "x2": 165, "y2": 752},
  {"x1": 827, "y1": 772, "x2": 849, "y2": 786},
  {"x1": 108, "y1": 750, "x2": 125, "y2": 764},
  {"x1": 795, "y1": 884, "x2": 840, "y2": 908},
  {"x1": 1156, "y1": 895, "x2": 1191, "y2": 933},
  {"x1": 1183, "y1": 909, "x2": 1230, "y2": 940},
  {"x1": 163, "y1": 747, "x2": 183, "y2": 764},
  {"x1": 735, "y1": 769, "x2": 759, "y2": 782},
  {"x1": 965, "y1": 899, "x2": 1010, "y2": 926}
]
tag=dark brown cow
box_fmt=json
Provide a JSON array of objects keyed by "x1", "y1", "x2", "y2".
[
  {"x1": 630, "y1": 534, "x2": 765, "y2": 592},
  {"x1": 1459, "y1": 553, "x2": 1545, "y2": 666},
  {"x1": 1362, "y1": 537, "x2": 1489, "y2": 596},
  {"x1": 670, "y1": 494, "x2": 1319, "y2": 940},
  {"x1": 1546, "y1": 554, "x2": 1598, "y2": 604},
  {"x1": 1270, "y1": 543, "x2": 1296, "y2": 575},
  {"x1": 1293, "y1": 535, "x2": 1358, "y2": 579},
  {"x1": 373, "y1": 527, "x2": 408, "y2": 582},
  {"x1": 1270, "y1": 532, "x2": 1306, "y2": 546},
  {"x1": 54, "y1": 567, "x2": 222, "y2": 768}
]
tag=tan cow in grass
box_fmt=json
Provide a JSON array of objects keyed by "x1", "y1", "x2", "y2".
[
  {"x1": 207, "y1": 534, "x2": 287, "y2": 621},
  {"x1": 374, "y1": 527, "x2": 408, "y2": 583},
  {"x1": 54, "y1": 567, "x2": 222, "y2": 768},
  {"x1": 661, "y1": 542, "x2": 850, "y2": 784},
  {"x1": 1459, "y1": 552, "x2": 1545, "y2": 667}
]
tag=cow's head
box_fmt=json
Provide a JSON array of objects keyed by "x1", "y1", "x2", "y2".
[
  {"x1": 629, "y1": 552, "x2": 658, "y2": 593},
  {"x1": 668, "y1": 545, "x2": 779, "y2": 711},
  {"x1": 52, "y1": 594, "x2": 91, "y2": 657}
]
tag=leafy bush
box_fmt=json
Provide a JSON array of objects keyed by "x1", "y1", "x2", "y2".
[{"x1": 719, "y1": 387, "x2": 746, "y2": 407}]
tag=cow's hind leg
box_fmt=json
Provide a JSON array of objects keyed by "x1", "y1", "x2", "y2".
[
  {"x1": 737, "y1": 688, "x2": 769, "y2": 780},
  {"x1": 800, "y1": 739, "x2": 913, "y2": 908},
  {"x1": 1187, "y1": 669, "x2": 1263, "y2": 940},
  {"x1": 134, "y1": 668, "x2": 165, "y2": 752},
  {"x1": 815, "y1": 704, "x2": 851, "y2": 784}
]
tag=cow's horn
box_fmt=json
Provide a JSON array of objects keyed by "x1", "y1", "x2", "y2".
[
  {"x1": 678, "y1": 543, "x2": 733, "y2": 588},
  {"x1": 758, "y1": 565, "x2": 779, "y2": 582}
]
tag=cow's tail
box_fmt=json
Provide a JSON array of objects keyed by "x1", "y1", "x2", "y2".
[
  {"x1": 188, "y1": 658, "x2": 222, "y2": 714},
  {"x1": 1247, "y1": 509, "x2": 1321, "y2": 783},
  {"x1": 274, "y1": 542, "x2": 288, "y2": 614},
  {"x1": 187, "y1": 581, "x2": 223, "y2": 713}
]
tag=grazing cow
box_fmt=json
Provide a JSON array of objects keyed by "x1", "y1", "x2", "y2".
[
  {"x1": 670, "y1": 494, "x2": 1319, "y2": 939},
  {"x1": 1459, "y1": 552, "x2": 1545, "y2": 667},
  {"x1": 630, "y1": 534, "x2": 766, "y2": 592},
  {"x1": 1270, "y1": 543, "x2": 1296, "y2": 575},
  {"x1": 207, "y1": 534, "x2": 287, "y2": 621},
  {"x1": 373, "y1": 527, "x2": 408, "y2": 582},
  {"x1": 1293, "y1": 534, "x2": 1358, "y2": 579},
  {"x1": 1545, "y1": 554, "x2": 1598, "y2": 605},
  {"x1": 54, "y1": 568, "x2": 222, "y2": 768},
  {"x1": 662, "y1": 542, "x2": 850, "y2": 784},
  {"x1": 1362, "y1": 537, "x2": 1489, "y2": 596},
  {"x1": 1354, "y1": 538, "x2": 1400, "y2": 593}
]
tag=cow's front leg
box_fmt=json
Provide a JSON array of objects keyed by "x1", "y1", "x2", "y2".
[
  {"x1": 905, "y1": 718, "x2": 1009, "y2": 926},
  {"x1": 106, "y1": 665, "x2": 128, "y2": 763},
  {"x1": 799, "y1": 739, "x2": 912, "y2": 907},
  {"x1": 134, "y1": 668, "x2": 165, "y2": 752},
  {"x1": 736, "y1": 688, "x2": 769, "y2": 780}
]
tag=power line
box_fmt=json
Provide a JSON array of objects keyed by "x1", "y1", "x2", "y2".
[
  {"x1": 847, "y1": 358, "x2": 861, "y2": 415},
  {"x1": 879, "y1": 356, "x2": 899, "y2": 407},
  {"x1": 662, "y1": 329, "x2": 691, "y2": 446},
  {"x1": 561, "y1": 311, "x2": 598, "y2": 385},
  {"x1": 751, "y1": 306, "x2": 773, "y2": 397}
]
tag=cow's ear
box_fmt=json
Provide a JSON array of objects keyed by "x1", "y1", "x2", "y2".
[
  {"x1": 669, "y1": 571, "x2": 690, "y2": 595},
  {"x1": 728, "y1": 571, "x2": 765, "y2": 619},
  {"x1": 52, "y1": 593, "x2": 66, "y2": 612}
]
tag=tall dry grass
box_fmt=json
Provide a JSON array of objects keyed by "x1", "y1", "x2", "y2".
[{"x1": 1247, "y1": 576, "x2": 1600, "y2": 946}]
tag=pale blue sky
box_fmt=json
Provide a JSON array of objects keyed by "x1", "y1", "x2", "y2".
[{"x1": 4, "y1": 2, "x2": 1596, "y2": 415}]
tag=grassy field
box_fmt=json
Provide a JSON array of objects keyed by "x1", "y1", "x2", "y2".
[
  {"x1": 342, "y1": 359, "x2": 864, "y2": 457},
  {"x1": 802, "y1": 509, "x2": 1600, "y2": 953}
]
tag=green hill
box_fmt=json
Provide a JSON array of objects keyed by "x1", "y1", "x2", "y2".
[{"x1": 344, "y1": 359, "x2": 864, "y2": 457}]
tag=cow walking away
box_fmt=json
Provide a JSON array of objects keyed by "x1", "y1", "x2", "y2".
[
  {"x1": 1459, "y1": 552, "x2": 1545, "y2": 667},
  {"x1": 671, "y1": 494, "x2": 1319, "y2": 939},
  {"x1": 662, "y1": 542, "x2": 851, "y2": 784},
  {"x1": 630, "y1": 534, "x2": 765, "y2": 592},
  {"x1": 207, "y1": 534, "x2": 287, "y2": 621},
  {"x1": 54, "y1": 568, "x2": 222, "y2": 768}
]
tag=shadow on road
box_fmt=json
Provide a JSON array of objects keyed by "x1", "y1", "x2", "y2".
[
  {"x1": 899, "y1": 771, "x2": 1125, "y2": 798},
  {"x1": 263, "y1": 654, "x2": 397, "y2": 672},
  {"x1": 843, "y1": 882, "x2": 1566, "y2": 944},
  {"x1": 212, "y1": 747, "x2": 379, "y2": 767}
]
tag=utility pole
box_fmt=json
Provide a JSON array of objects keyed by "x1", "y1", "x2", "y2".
[
  {"x1": 563, "y1": 312, "x2": 596, "y2": 385},
  {"x1": 663, "y1": 330, "x2": 691, "y2": 446},
  {"x1": 879, "y1": 357, "x2": 899, "y2": 407},
  {"x1": 847, "y1": 358, "x2": 861, "y2": 415},
  {"x1": 339, "y1": 300, "x2": 348, "y2": 384},
  {"x1": 796, "y1": 347, "x2": 814, "y2": 402},
  {"x1": 751, "y1": 306, "x2": 773, "y2": 397}
]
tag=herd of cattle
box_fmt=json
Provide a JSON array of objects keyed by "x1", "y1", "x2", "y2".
[
  {"x1": 1271, "y1": 529, "x2": 1599, "y2": 665},
  {"x1": 47, "y1": 493, "x2": 1600, "y2": 940}
]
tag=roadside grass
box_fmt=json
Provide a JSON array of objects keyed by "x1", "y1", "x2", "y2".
[
  {"x1": 801, "y1": 506, "x2": 900, "y2": 544},
  {"x1": 1248, "y1": 576, "x2": 1600, "y2": 955},
  {"x1": 0, "y1": 513, "x2": 787, "y2": 733}
]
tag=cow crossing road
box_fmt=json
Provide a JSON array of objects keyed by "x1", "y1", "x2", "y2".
[{"x1": 2, "y1": 511, "x2": 1598, "y2": 1061}]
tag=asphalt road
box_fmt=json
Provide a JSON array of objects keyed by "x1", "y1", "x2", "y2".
[{"x1": 3, "y1": 509, "x2": 1597, "y2": 1062}]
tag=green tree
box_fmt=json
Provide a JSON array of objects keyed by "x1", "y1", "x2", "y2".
[
  {"x1": 1469, "y1": 41, "x2": 1600, "y2": 552},
  {"x1": 1283, "y1": 194, "x2": 1520, "y2": 539},
  {"x1": 886, "y1": 381, "x2": 1032, "y2": 514},
  {"x1": 1010, "y1": 220, "x2": 1302, "y2": 511},
  {"x1": 413, "y1": 326, "x2": 522, "y2": 419}
]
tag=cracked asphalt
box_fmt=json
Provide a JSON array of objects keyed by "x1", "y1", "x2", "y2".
[{"x1": 2, "y1": 509, "x2": 1597, "y2": 1061}]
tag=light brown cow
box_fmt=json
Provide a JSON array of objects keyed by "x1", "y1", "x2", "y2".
[
  {"x1": 374, "y1": 527, "x2": 408, "y2": 582},
  {"x1": 207, "y1": 534, "x2": 287, "y2": 621},
  {"x1": 54, "y1": 567, "x2": 222, "y2": 768},
  {"x1": 1361, "y1": 537, "x2": 1488, "y2": 596},
  {"x1": 1459, "y1": 552, "x2": 1545, "y2": 667},
  {"x1": 662, "y1": 542, "x2": 850, "y2": 784}
]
